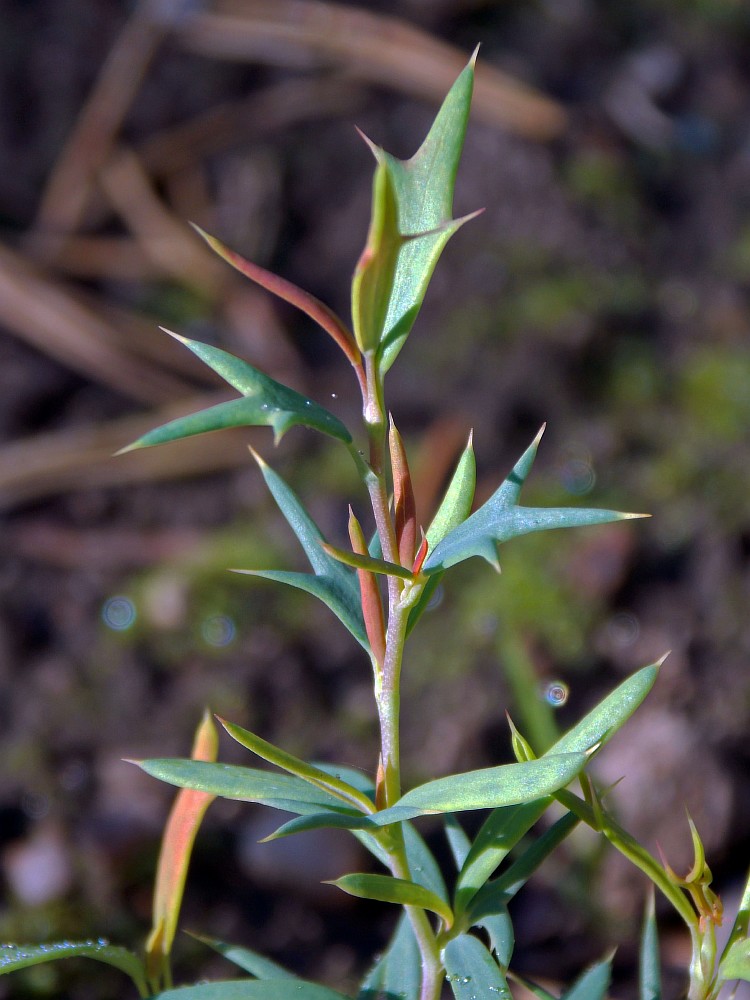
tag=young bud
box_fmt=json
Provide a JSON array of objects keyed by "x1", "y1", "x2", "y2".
[
  {"x1": 389, "y1": 416, "x2": 417, "y2": 567},
  {"x1": 348, "y1": 507, "x2": 386, "y2": 666}
]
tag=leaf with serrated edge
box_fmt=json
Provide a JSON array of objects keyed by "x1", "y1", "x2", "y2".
[
  {"x1": 442, "y1": 934, "x2": 510, "y2": 999},
  {"x1": 423, "y1": 426, "x2": 646, "y2": 574},
  {"x1": 327, "y1": 874, "x2": 453, "y2": 928},
  {"x1": 376, "y1": 52, "x2": 479, "y2": 373},
  {"x1": 234, "y1": 452, "x2": 369, "y2": 651},
  {"x1": 0, "y1": 941, "x2": 147, "y2": 996},
  {"x1": 455, "y1": 662, "x2": 661, "y2": 912},
  {"x1": 121, "y1": 331, "x2": 351, "y2": 451}
]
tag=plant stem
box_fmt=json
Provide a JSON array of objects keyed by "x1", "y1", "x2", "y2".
[{"x1": 359, "y1": 353, "x2": 442, "y2": 1000}]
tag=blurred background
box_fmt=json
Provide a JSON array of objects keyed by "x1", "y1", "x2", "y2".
[{"x1": 1, "y1": 1, "x2": 750, "y2": 997}]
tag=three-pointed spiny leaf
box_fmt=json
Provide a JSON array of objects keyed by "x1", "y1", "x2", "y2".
[
  {"x1": 423, "y1": 426, "x2": 646, "y2": 573},
  {"x1": 234, "y1": 452, "x2": 369, "y2": 650},
  {"x1": 367, "y1": 52, "x2": 479, "y2": 372},
  {"x1": 122, "y1": 331, "x2": 351, "y2": 451}
]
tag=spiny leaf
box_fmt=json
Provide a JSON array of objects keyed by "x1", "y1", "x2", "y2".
[
  {"x1": 0, "y1": 941, "x2": 148, "y2": 997},
  {"x1": 234, "y1": 452, "x2": 369, "y2": 650},
  {"x1": 121, "y1": 331, "x2": 351, "y2": 451},
  {"x1": 327, "y1": 873, "x2": 453, "y2": 928},
  {"x1": 374, "y1": 52, "x2": 480, "y2": 373},
  {"x1": 192, "y1": 224, "x2": 360, "y2": 365},
  {"x1": 424, "y1": 426, "x2": 646, "y2": 573}
]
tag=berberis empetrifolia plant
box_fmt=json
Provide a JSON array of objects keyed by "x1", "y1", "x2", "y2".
[{"x1": 2, "y1": 51, "x2": 748, "y2": 1000}]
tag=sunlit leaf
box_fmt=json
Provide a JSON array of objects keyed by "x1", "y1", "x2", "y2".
[
  {"x1": 455, "y1": 662, "x2": 661, "y2": 912},
  {"x1": 442, "y1": 934, "x2": 510, "y2": 999},
  {"x1": 220, "y1": 717, "x2": 374, "y2": 815},
  {"x1": 375, "y1": 52, "x2": 480, "y2": 373},
  {"x1": 0, "y1": 941, "x2": 147, "y2": 997},
  {"x1": 131, "y1": 759, "x2": 361, "y2": 819},
  {"x1": 423, "y1": 426, "x2": 646, "y2": 574},
  {"x1": 121, "y1": 332, "x2": 351, "y2": 451},
  {"x1": 235, "y1": 452, "x2": 369, "y2": 651},
  {"x1": 327, "y1": 873, "x2": 453, "y2": 928},
  {"x1": 719, "y1": 938, "x2": 750, "y2": 983}
]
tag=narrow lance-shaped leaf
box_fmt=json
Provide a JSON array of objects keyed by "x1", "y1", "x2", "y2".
[
  {"x1": 407, "y1": 432, "x2": 476, "y2": 634},
  {"x1": 120, "y1": 331, "x2": 352, "y2": 452},
  {"x1": 358, "y1": 915, "x2": 420, "y2": 1000},
  {"x1": 322, "y1": 542, "x2": 415, "y2": 580},
  {"x1": 0, "y1": 941, "x2": 148, "y2": 997},
  {"x1": 148, "y1": 980, "x2": 351, "y2": 999},
  {"x1": 192, "y1": 223, "x2": 360, "y2": 366},
  {"x1": 190, "y1": 934, "x2": 299, "y2": 981},
  {"x1": 442, "y1": 934, "x2": 510, "y2": 1000},
  {"x1": 389, "y1": 416, "x2": 417, "y2": 566},
  {"x1": 147, "y1": 711, "x2": 218, "y2": 990},
  {"x1": 348, "y1": 507, "x2": 386, "y2": 664},
  {"x1": 234, "y1": 451, "x2": 369, "y2": 651},
  {"x1": 375, "y1": 51, "x2": 480, "y2": 373},
  {"x1": 561, "y1": 956, "x2": 614, "y2": 1000},
  {"x1": 424, "y1": 426, "x2": 647, "y2": 574},
  {"x1": 640, "y1": 890, "x2": 662, "y2": 1000},
  {"x1": 327, "y1": 873, "x2": 454, "y2": 928},
  {"x1": 219, "y1": 715, "x2": 375, "y2": 815}
]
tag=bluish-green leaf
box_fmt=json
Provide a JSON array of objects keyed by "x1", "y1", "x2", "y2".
[
  {"x1": 719, "y1": 938, "x2": 750, "y2": 983},
  {"x1": 423, "y1": 426, "x2": 645, "y2": 574},
  {"x1": 454, "y1": 663, "x2": 660, "y2": 911},
  {"x1": 328, "y1": 873, "x2": 453, "y2": 927},
  {"x1": 478, "y1": 909, "x2": 515, "y2": 971},
  {"x1": 358, "y1": 914, "x2": 420, "y2": 1000},
  {"x1": 191, "y1": 934, "x2": 298, "y2": 980},
  {"x1": 235, "y1": 454, "x2": 368, "y2": 651},
  {"x1": 132, "y1": 759, "x2": 360, "y2": 819},
  {"x1": 149, "y1": 980, "x2": 350, "y2": 999},
  {"x1": 639, "y1": 892, "x2": 662, "y2": 1000},
  {"x1": 122, "y1": 332, "x2": 351, "y2": 449},
  {"x1": 0, "y1": 941, "x2": 147, "y2": 997},
  {"x1": 561, "y1": 957, "x2": 613, "y2": 1000},
  {"x1": 220, "y1": 718, "x2": 374, "y2": 815},
  {"x1": 374, "y1": 752, "x2": 587, "y2": 822},
  {"x1": 442, "y1": 934, "x2": 510, "y2": 999},
  {"x1": 444, "y1": 815, "x2": 472, "y2": 870},
  {"x1": 376, "y1": 54, "x2": 478, "y2": 373}
]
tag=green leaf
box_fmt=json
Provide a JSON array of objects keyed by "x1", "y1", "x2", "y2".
[
  {"x1": 328, "y1": 874, "x2": 454, "y2": 928},
  {"x1": 191, "y1": 934, "x2": 298, "y2": 980},
  {"x1": 375, "y1": 53, "x2": 479, "y2": 373},
  {"x1": 321, "y1": 544, "x2": 415, "y2": 580},
  {"x1": 442, "y1": 934, "x2": 510, "y2": 999},
  {"x1": 455, "y1": 663, "x2": 660, "y2": 911},
  {"x1": 132, "y1": 759, "x2": 360, "y2": 819},
  {"x1": 423, "y1": 426, "x2": 646, "y2": 574},
  {"x1": 352, "y1": 160, "x2": 404, "y2": 352},
  {"x1": 561, "y1": 957, "x2": 613, "y2": 1000},
  {"x1": 358, "y1": 914, "x2": 420, "y2": 1000},
  {"x1": 639, "y1": 892, "x2": 662, "y2": 1000},
  {"x1": 0, "y1": 941, "x2": 148, "y2": 997},
  {"x1": 719, "y1": 864, "x2": 749, "y2": 968},
  {"x1": 467, "y1": 810, "x2": 580, "y2": 922},
  {"x1": 261, "y1": 811, "x2": 377, "y2": 841},
  {"x1": 235, "y1": 453, "x2": 369, "y2": 651},
  {"x1": 149, "y1": 981, "x2": 350, "y2": 999},
  {"x1": 121, "y1": 332, "x2": 351, "y2": 450},
  {"x1": 220, "y1": 718, "x2": 374, "y2": 815},
  {"x1": 719, "y1": 938, "x2": 750, "y2": 983},
  {"x1": 444, "y1": 815, "x2": 472, "y2": 870},
  {"x1": 374, "y1": 752, "x2": 588, "y2": 821},
  {"x1": 478, "y1": 909, "x2": 515, "y2": 971}
]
